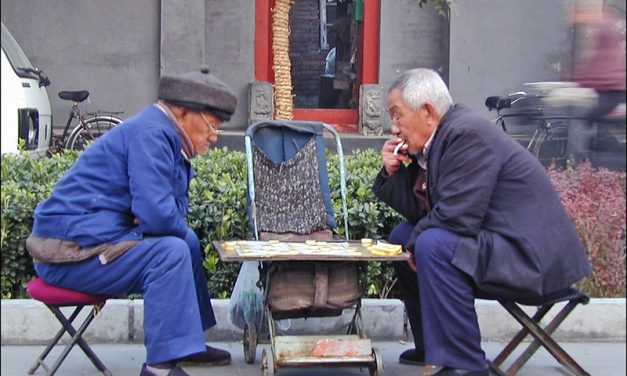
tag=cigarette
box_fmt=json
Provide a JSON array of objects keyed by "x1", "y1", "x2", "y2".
[{"x1": 393, "y1": 141, "x2": 405, "y2": 156}]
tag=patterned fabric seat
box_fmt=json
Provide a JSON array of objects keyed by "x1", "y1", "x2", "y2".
[
  {"x1": 245, "y1": 120, "x2": 348, "y2": 240},
  {"x1": 253, "y1": 136, "x2": 328, "y2": 235}
]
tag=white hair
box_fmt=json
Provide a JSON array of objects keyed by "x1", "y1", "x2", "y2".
[{"x1": 389, "y1": 68, "x2": 453, "y2": 116}]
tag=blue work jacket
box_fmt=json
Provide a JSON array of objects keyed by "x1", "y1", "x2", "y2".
[{"x1": 32, "y1": 105, "x2": 192, "y2": 248}]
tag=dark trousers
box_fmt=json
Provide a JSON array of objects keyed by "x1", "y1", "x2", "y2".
[
  {"x1": 389, "y1": 221, "x2": 488, "y2": 371},
  {"x1": 568, "y1": 90, "x2": 626, "y2": 163},
  {"x1": 589, "y1": 90, "x2": 625, "y2": 120},
  {"x1": 389, "y1": 221, "x2": 424, "y2": 353}
]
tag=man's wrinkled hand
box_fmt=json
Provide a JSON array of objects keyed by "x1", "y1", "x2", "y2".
[{"x1": 382, "y1": 137, "x2": 411, "y2": 176}]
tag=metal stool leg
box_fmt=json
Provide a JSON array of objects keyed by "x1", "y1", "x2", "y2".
[
  {"x1": 28, "y1": 305, "x2": 85, "y2": 375},
  {"x1": 28, "y1": 302, "x2": 111, "y2": 376}
]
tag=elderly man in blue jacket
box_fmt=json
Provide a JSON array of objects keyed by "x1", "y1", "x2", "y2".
[
  {"x1": 27, "y1": 67, "x2": 237, "y2": 376},
  {"x1": 373, "y1": 68, "x2": 592, "y2": 376}
]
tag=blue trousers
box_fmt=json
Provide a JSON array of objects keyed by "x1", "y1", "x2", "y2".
[
  {"x1": 392, "y1": 221, "x2": 487, "y2": 371},
  {"x1": 35, "y1": 228, "x2": 215, "y2": 364}
]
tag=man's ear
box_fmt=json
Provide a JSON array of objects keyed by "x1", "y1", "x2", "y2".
[
  {"x1": 166, "y1": 104, "x2": 184, "y2": 117},
  {"x1": 171, "y1": 106, "x2": 191, "y2": 123},
  {"x1": 177, "y1": 107, "x2": 189, "y2": 118},
  {"x1": 423, "y1": 103, "x2": 442, "y2": 127}
]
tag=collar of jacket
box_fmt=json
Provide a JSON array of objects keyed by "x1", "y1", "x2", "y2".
[{"x1": 154, "y1": 101, "x2": 195, "y2": 159}]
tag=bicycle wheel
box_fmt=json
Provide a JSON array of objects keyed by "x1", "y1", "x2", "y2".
[
  {"x1": 531, "y1": 125, "x2": 569, "y2": 168},
  {"x1": 66, "y1": 116, "x2": 121, "y2": 151}
]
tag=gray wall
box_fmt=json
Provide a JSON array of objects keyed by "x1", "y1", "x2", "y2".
[
  {"x1": 203, "y1": 0, "x2": 255, "y2": 128},
  {"x1": 1, "y1": 0, "x2": 255, "y2": 130},
  {"x1": 3, "y1": 0, "x2": 622, "y2": 131},
  {"x1": 448, "y1": 0, "x2": 576, "y2": 118},
  {"x1": 379, "y1": 0, "x2": 449, "y2": 93},
  {"x1": 379, "y1": 0, "x2": 449, "y2": 131},
  {"x1": 379, "y1": 0, "x2": 624, "y2": 127},
  {"x1": 380, "y1": 0, "x2": 582, "y2": 123},
  {"x1": 160, "y1": 0, "x2": 255, "y2": 128},
  {"x1": 1, "y1": 0, "x2": 161, "y2": 127}
]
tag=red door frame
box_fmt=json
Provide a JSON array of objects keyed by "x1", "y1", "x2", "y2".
[{"x1": 255, "y1": 0, "x2": 380, "y2": 133}]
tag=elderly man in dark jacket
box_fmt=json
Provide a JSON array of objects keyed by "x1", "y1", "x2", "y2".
[{"x1": 372, "y1": 68, "x2": 591, "y2": 376}]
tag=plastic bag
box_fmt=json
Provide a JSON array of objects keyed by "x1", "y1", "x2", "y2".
[
  {"x1": 228, "y1": 261, "x2": 265, "y2": 330},
  {"x1": 228, "y1": 261, "x2": 291, "y2": 332}
]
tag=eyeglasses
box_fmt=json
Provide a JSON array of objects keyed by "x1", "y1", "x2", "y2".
[{"x1": 200, "y1": 112, "x2": 223, "y2": 135}]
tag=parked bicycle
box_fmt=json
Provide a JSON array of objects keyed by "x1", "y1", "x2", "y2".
[
  {"x1": 48, "y1": 90, "x2": 123, "y2": 154},
  {"x1": 485, "y1": 87, "x2": 570, "y2": 168},
  {"x1": 487, "y1": 81, "x2": 626, "y2": 170}
]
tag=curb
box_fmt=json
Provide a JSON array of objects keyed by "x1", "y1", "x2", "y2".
[{"x1": 2, "y1": 298, "x2": 625, "y2": 345}]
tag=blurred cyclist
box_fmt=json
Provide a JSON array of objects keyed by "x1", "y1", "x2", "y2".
[{"x1": 567, "y1": 2, "x2": 626, "y2": 163}]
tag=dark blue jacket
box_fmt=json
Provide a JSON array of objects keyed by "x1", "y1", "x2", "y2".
[{"x1": 374, "y1": 104, "x2": 591, "y2": 297}]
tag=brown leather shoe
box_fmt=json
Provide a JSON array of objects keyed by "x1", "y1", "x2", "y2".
[{"x1": 175, "y1": 345, "x2": 231, "y2": 366}]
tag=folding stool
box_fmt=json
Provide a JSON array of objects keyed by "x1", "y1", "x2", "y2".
[
  {"x1": 26, "y1": 277, "x2": 112, "y2": 376},
  {"x1": 487, "y1": 287, "x2": 590, "y2": 376}
]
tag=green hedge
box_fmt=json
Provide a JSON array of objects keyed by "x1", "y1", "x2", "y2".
[
  {"x1": 2, "y1": 149, "x2": 625, "y2": 299},
  {"x1": 1, "y1": 150, "x2": 82, "y2": 298},
  {"x1": 1, "y1": 148, "x2": 403, "y2": 299}
]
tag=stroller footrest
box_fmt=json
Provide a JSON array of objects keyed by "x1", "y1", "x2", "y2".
[{"x1": 275, "y1": 335, "x2": 372, "y2": 364}]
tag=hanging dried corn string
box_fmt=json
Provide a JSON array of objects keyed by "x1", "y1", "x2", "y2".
[{"x1": 272, "y1": 0, "x2": 294, "y2": 120}]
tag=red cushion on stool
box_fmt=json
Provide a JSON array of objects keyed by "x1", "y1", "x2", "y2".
[{"x1": 27, "y1": 277, "x2": 109, "y2": 305}]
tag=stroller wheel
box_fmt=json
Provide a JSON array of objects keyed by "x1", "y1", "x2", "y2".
[
  {"x1": 244, "y1": 323, "x2": 258, "y2": 364},
  {"x1": 368, "y1": 347, "x2": 384, "y2": 376},
  {"x1": 261, "y1": 348, "x2": 275, "y2": 375}
]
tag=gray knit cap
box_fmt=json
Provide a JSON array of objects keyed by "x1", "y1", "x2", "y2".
[{"x1": 158, "y1": 66, "x2": 238, "y2": 121}]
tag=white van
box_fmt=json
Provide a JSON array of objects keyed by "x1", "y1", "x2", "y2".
[{"x1": 1, "y1": 21, "x2": 52, "y2": 154}]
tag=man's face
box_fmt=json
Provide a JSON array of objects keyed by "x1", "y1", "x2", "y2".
[
  {"x1": 184, "y1": 111, "x2": 223, "y2": 155},
  {"x1": 387, "y1": 87, "x2": 433, "y2": 155}
]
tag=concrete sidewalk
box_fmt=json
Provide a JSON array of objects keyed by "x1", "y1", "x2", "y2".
[
  {"x1": 2, "y1": 298, "x2": 625, "y2": 375},
  {"x1": 2, "y1": 341, "x2": 626, "y2": 376}
]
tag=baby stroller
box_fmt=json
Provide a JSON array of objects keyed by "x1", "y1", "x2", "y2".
[{"x1": 243, "y1": 120, "x2": 383, "y2": 375}]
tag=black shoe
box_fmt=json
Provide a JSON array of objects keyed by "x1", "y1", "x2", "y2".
[
  {"x1": 175, "y1": 345, "x2": 231, "y2": 366},
  {"x1": 399, "y1": 348, "x2": 426, "y2": 365},
  {"x1": 139, "y1": 363, "x2": 189, "y2": 376},
  {"x1": 430, "y1": 366, "x2": 489, "y2": 376}
]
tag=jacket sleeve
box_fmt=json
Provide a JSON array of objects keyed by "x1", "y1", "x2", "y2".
[
  {"x1": 372, "y1": 165, "x2": 428, "y2": 224},
  {"x1": 127, "y1": 128, "x2": 188, "y2": 238}
]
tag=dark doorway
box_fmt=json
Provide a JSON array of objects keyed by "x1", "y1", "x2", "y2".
[{"x1": 290, "y1": 0, "x2": 358, "y2": 109}]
